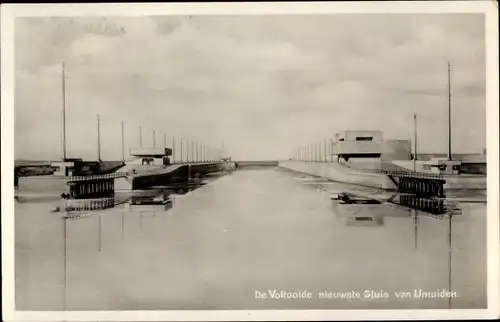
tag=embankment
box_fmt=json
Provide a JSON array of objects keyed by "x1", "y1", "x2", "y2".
[{"x1": 279, "y1": 161, "x2": 486, "y2": 191}]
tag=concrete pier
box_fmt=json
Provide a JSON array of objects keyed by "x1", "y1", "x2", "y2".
[{"x1": 279, "y1": 161, "x2": 486, "y2": 190}]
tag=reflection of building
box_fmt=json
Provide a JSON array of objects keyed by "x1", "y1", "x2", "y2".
[
  {"x1": 393, "y1": 155, "x2": 486, "y2": 175},
  {"x1": 332, "y1": 130, "x2": 411, "y2": 163}
]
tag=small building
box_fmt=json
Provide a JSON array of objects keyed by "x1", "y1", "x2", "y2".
[
  {"x1": 332, "y1": 130, "x2": 411, "y2": 163},
  {"x1": 51, "y1": 160, "x2": 77, "y2": 176}
]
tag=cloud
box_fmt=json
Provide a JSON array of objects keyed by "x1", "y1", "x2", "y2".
[{"x1": 14, "y1": 14, "x2": 486, "y2": 160}]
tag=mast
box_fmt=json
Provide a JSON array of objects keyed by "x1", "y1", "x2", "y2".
[
  {"x1": 97, "y1": 115, "x2": 101, "y2": 162},
  {"x1": 62, "y1": 62, "x2": 67, "y2": 161},
  {"x1": 324, "y1": 139, "x2": 327, "y2": 162},
  {"x1": 153, "y1": 130, "x2": 156, "y2": 148},
  {"x1": 448, "y1": 61, "x2": 452, "y2": 161}
]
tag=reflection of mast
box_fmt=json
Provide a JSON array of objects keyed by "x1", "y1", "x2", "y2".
[
  {"x1": 62, "y1": 217, "x2": 67, "y2": 310},
  {"x1": 121, "y1": 121, "x2": 125, "y2": 162},
  {"x1": 121, "y1": 212, "x2": 125, "y2": 239},
  {"x1": 448, "y1": 61, "x2": 452, "y2": 161},
  {"x1": 97, "y1": 115, "x2": 101, "y2": 162},
  {"x1": 448, "y1": 212, "x2": 452, "y2": 309}
]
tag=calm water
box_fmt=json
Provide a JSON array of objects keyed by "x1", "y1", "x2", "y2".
[{"x1": 15, "y1": 168, "x2": 487, "y2": 310}]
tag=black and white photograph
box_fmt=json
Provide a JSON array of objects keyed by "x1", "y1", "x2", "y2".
[{"x1": 1, "y1": 2, "x2": 499, "y2": 321}]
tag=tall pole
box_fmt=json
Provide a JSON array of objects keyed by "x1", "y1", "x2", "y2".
[
  {"x1": 97, "y1": 115, "x2": 101, "y2": 162},
  {"x1": 153, "y1": 130, "x2": 156, "y2": 148},
  {"x1": 62, "y1": 217, "x2": 67, "y2": 310},
  {"x1": 448, "y1": 61, "x2": 452, "y2": 161},
  {"x1": 139, "y1": 126, "x2": 143, "y2": 148},
  {"x1": 324, "y1": 139, "x2": 327, "y2": 162},
  {"x1": 414, "y1": 113, "x2": 417, "y2": 172},
  {"x1": 186, "y1": 140, "x2": 190, "y2": 162},
  {"x1": 61, "y1": 62, "x2": 67, "y2": 161},
  {"x1": 121, "y1": 121, "x2": 125, "y2": 162},
  {"x1": 172, "y1": 136, "x2": 176, "y2": 163},
  {"x1": 414, "y1": 209, "x2": 418, "y2": 250},
  {"x1": 163, "y1": 133, "x2": 166, "y2": 149},
  {"x1": 180, "y1": 139, "x2": 183, "y2": 163},
  {"x1": 330, "y1": 138, "x2": 333, "y2": 162}
]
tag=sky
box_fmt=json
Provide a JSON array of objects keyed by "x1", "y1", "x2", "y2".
[{"x1": 14, "y1": 14, "x2": 486, "y2": 161}]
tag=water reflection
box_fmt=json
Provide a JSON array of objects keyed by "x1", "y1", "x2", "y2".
[
  {"x1": 15, "y1": 169, "x2": 486, "y2": 310},
  {"x1": 294, "y1": 172, "x2": 479, "y2": 310}
]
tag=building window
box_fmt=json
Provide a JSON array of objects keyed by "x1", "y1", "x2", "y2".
[{"x1": 355, "y1": 137, "x2": 373, "y2": 141}]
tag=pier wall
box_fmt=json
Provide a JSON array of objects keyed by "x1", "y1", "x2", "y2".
[
  {"x1": 279, "y1": 161, "x2": 395, "y2": 190},
  {"x1": 279, "y1": 161, "x2": 487, "y2": 191}
]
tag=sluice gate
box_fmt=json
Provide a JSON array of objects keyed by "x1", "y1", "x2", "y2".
[
  {"x1": 64, "y1": 173, "x2": 127, "y2": 212},
  {"x1": 391, "y1": 171, "x2": 447, "y2": 215}
]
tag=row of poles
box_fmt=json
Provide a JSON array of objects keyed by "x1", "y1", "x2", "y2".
[
  {"x1": 62, "y1": 62, "x2": 225, "y2": 164},
  {"x1": 290, "y1": 61, "x2": 453, "y2": 167}
]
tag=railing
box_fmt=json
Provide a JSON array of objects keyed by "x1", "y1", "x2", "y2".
[
  {"x1": 68, "y1": 172, "x2": 127, "y2": 182},
  {"x1": 354, "y1": 168, "x2": 445, "y2": 179},
  {"x1": 341, "y1": 163, "x2": 445, "y2": 179}
]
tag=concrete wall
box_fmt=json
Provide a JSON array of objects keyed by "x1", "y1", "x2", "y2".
[
  {"x1": 392, "y1": 160, "x2": 434, "y2": 173},
  {"x1": 347, "y1": 158, "x2": 383, "y2": 169},
  {"x1": 341, "y1": 130, "x2": 384, "y2": 141},
  {"x1": 279, "y1": 161, "x2": 486, "y2": 190},
  {"x1": 382, "y1": 140, "x2": 412, "y2": 161}
]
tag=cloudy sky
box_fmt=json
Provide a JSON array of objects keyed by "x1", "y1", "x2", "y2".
[{"x1": 14, "y1": 14, "x2": 486, "y2": 161}]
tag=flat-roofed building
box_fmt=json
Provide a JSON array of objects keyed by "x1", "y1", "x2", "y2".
[{"x1": 332, "y1": 130, "x2": 384, "y2": 161}]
